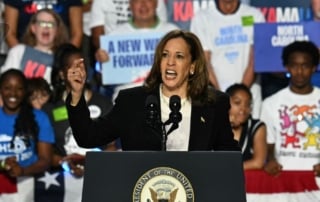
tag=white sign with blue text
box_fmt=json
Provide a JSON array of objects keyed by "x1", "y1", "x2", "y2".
[{"x1": 100, "y1": 33, "x2": 164, "y2": 85}]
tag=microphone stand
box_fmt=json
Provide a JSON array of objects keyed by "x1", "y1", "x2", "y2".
[
  {"x1": 161, "y1": 119, "x2": 180, "y2": 151},
  {"x1": 161, "y1": 95, "x2": 182, "y2": 151},
  {"x1": 161, "y1": 123, "x2": 167, "y2": 151}
]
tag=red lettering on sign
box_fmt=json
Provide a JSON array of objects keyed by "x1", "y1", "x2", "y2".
[
  {"x1": 173, "y1": 1, "x2": 194, "y2": 22},
  {"x1": 260, "y1": 7, "x2": 276, "y2": 23},
  {"x1": 267, "y1": 8, "x2": 276, "y2": 23}
]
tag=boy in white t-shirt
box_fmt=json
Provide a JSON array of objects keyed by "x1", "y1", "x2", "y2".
[{"x1": 260, "y1": 41, "x2": 320, "y2": 175}]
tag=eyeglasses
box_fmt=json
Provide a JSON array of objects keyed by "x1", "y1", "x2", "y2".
[{"x1": 35, "y1": 20, "x2": 57, "y2": 28}]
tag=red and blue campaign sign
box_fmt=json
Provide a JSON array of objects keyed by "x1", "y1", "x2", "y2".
[
  {"x1": 251, "y1": 0, "x2": 312, "y2": 23},
  {"x1": 254, "y1": 21, "x2": 320, "y2": 72},
  {"x1": 166, "y1": 0, "x2": 312, "y2": 30}
]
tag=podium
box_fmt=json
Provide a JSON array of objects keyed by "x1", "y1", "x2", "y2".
[{"x1": 82, "y1": 151, "x2": 246, "y2": 202}]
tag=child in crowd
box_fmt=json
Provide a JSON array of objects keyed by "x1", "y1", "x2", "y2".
[
  {"x1": 3, "y1": 0, "x2": 82, "y2": 48},
  {"x1": 45, "y1": 43, "x2": 116, "y2": 177},
  {"x1": 1, "y1": 8, "x2": 68, "y2": 84},
  {"x1": 226, "y1": 83, "x2": 267, "y2": 170},
  {"x1": 27, "y1": 77, "x2": 52, "y2": 110}
]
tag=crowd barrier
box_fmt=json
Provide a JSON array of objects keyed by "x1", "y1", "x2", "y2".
[
  {"x1": 3, "y1": 168, "x2": 320, "y2": 202},
  {"x1": 245, "y1": 170, "x2": 320, "y2": 202}
]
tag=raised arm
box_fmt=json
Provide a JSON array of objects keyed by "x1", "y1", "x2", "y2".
[
  {"x1": 205, "y1": 51, "x2": 220, "y2": 90},
  {"x1": 4, "y1": 4, "x2": 19, "y2": 47},
  {"x1": 68, "y1": 6, "x2": 83, "y2": 47},
  {"x1": 241, "y1": 45, "x2": 255, "y2": 87},
  {"x1": 67, "y1": 58, "x2": 86, "y2": 106}
]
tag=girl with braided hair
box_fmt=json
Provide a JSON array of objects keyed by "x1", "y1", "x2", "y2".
[{"x1": 0, "y1": 69, "x2": 54, "y2": 202}]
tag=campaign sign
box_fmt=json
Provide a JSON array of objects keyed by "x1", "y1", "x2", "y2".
[
  {"x1": 254, "y1": 21, "x2": 320, "y2": 72},
  {"x1": 100, "y1": 33, "x2": 164, "y2": 85}
]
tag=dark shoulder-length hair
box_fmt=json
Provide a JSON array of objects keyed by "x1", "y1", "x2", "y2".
[
  {"x1": 50, "y1": 43, "x2": 84, "y2": 103},
  {"x1": 226, "y1": 83, "x2": 252, "y2": 100},
  {"x1": 22, "y1": 8, "x2": 69, "y2": 52},
  {"x1": 144, "y1": 29, "x2": 214, "y2": 105}
]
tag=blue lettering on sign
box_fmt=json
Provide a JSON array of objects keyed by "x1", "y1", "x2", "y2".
[
  {"x1": 108, "y1": 41, "x2": 115, "y2": 53},
  {"x1": 144, "y1": 38, "x2": 160, "y2": 51},
  {"x1": 300, "y1": 7, "x2": 312, "y2": 21},
  {"x1": 117, "y1": 40, "x2": 141, "y2": 52},
  {"x1": 113, "y1": 54, "x2": 154, "y2": 68}
]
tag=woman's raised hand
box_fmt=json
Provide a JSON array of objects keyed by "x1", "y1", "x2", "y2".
[{"x1": 67, "y1": 58, "x2": 86, "y2": 106}]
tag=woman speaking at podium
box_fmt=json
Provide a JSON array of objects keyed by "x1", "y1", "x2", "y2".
[{"x1": 65, "y1": 29, "x2": 239, "y2": 152}]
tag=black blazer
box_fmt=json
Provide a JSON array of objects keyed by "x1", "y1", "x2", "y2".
[{"x1": 66, "y1": 86, "x2": 239, "y2": 151}]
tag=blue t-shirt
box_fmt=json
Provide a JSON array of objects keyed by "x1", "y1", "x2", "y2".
[{"x1": 0, "y1": 108, "x2": 55, "y2": 167}]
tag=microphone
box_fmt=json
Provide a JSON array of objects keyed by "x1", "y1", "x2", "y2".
[
  {"x1": 145, "y1": 94, "x2": 167, "y2": 151},
  {"x1": 145, "y1": 95, "x2": 160, "y2": 129},
  {"x1": 164, "y1": 95, "x2": 182, "y2": 135}
]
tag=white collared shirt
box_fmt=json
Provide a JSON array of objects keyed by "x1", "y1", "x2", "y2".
[{"x1": 159, "y1": 86, "x2": 192, "y2": 151}]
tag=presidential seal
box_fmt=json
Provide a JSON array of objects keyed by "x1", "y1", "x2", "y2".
[{"x1": 132, "y1": 167, "x2": 194, "y2": 202}]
